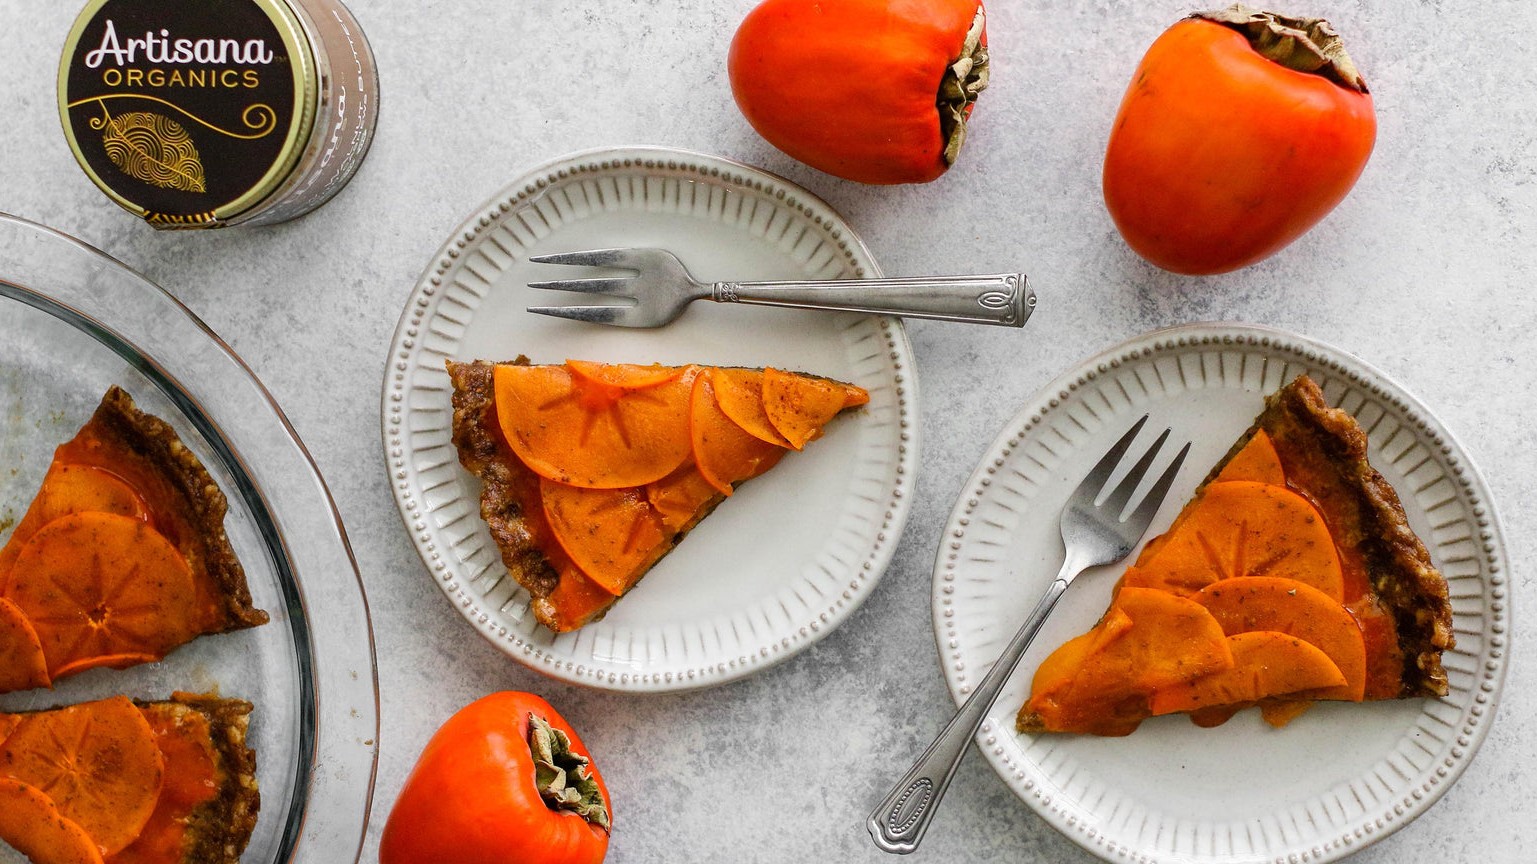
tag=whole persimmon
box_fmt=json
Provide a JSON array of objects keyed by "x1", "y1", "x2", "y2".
[
  {"x1": 1103, "y1": 6, "x2": 1377, "y2": 275},
  {"x1": 729, "y1": 0, "x2": 989, "y2": 184}
]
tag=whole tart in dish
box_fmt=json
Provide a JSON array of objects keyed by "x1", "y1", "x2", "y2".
[
  {"x1": 0, "y1": 693, "x2": 259, "y2": 864},
  {"x1": 0, "y1": 387, "x2": 268, "y2": 694},
  {"x1": 1018, "y1": 375, "x2": 1455, "y2": 736},
  {"x1": 448, "y1": 358, "x2": 869, "y2": 632}
]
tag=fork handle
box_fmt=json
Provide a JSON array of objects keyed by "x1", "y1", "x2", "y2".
[
  {"x1": 867, "y1": 573, "x2": 1071, "y2": 854},
  {"x1": 711, "y1": 273, "x2": 1033, "y2": 327}
]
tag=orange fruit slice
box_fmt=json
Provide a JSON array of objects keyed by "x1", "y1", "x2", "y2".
[
  {"x1": 645, "y1": 467, "x2": 721, "y2": 533},
  {"x1": 0, "y1": 597, "x2": 50, "y2": 693},
  {"x1": 689, "y1": 371, "x2": 787, "y2": 495},
  {"x1": 1148, "y1": 630, "x2": 1348, "y2": 716},
  {"x1": 1120, "y1": 481, "x2": 1345, "y2": 600},
  {"x1": 494, "y1": 364, "x2": 694, "y2": 489},
  {"x1": 1194, "y1": 576, "x2": 1366, "y2": 701},
  {"x1": 1024, "y1": 587, "x2": 1234, "y2": 736},
  {"x1": 565, "y1": 360, "x2": 689, "y2": 390},
  {"x1": 541, "y1": 479, "x2": 669, "y2": 596},
  {"x1": 0, "y1": 695, "x2": 164, "y2": 855},
  {"x1": 710, "y1": 369, "x2": 792, "y2": 448},
  {"x1": 0, "y1": 778, "x2": 104, "y2": 864},
  {"x1": 761, "y1": 367, "x2": 865, "y2": 450},
  {"x1": 5, "y1": 512, "x2": 199, "y2": 677}
]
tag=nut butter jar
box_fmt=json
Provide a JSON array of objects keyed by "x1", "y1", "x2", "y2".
[{"x1": 58, "y1": 0, "x2": 378, "y2": 228}]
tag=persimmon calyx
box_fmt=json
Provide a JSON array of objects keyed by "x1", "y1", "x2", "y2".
[
  {"x1": 529, "y1": 713, "x2": 611, "y2": 832},
  {"x1": 939, "y1": 7, "x2": 990, "y2": 166},
  {"x1": 1194, "y1": 4, "x2": 1367, "y2": 93}
]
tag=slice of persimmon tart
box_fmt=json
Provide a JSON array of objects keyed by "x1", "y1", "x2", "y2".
[
  {"x1": 0, "y1": 388, "x2": 267, "y2": 696},
  {"x1": 0, "y1": 692, "x2": 259, "y2": 864},
  {"x1": 1017, "y1": 375, "x2": 1455, "y2": 736},
  {"x1": 447, "y1": 358, "x2": 869, "y2": 632}
]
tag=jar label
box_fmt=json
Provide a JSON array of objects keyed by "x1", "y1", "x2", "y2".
[{"x1": 60, "y1": 0, "x2": 312, "y2": 226}]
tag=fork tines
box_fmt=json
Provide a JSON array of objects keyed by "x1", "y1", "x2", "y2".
[{"x1": 1083, "y1": 415, "x2": 1191, "y2": 524}]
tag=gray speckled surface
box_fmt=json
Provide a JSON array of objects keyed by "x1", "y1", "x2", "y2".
[{"x1": 0, "y1": 0, "x2": 1532, "y2": 861}]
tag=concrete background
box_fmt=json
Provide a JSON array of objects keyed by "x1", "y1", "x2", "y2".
[{"x1": 0, "y1": 0, "x2": 1529, "y2": 861}]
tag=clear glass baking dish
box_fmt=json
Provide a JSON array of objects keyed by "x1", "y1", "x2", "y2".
[{"x1": 0, "y1": 212, "x2": 377, "y2": 863}]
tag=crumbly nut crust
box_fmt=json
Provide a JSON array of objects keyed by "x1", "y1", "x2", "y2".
[
  {"x1": 1252, "y1": 376, "x2": 1453, "y2": 697},
  {"x1": 141, "y1": 693, "x2": 261, "y2": 864}
]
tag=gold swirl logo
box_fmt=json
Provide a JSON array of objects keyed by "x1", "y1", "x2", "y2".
[
  {"x1": 70, "y1": 95, "x2": 282, "y2": 194},
  {"x1": 98, "y1": 110, "x2": 206, "y2": 192}
]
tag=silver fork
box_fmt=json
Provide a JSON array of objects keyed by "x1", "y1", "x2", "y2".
[
  {"x1": 867, "y1": 416, "x2": 1190, "y2": 854},
  {"x1": 525, "y1": 247, "x2": 1033, "y2": 328}
]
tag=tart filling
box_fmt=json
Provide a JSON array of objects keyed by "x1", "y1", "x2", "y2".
[
  {"x1": 1017, "y1": 375, "x2": 1455, "y2": 736},
  {"x1": 448, "y1": 359, "x2": 868, "y2": 631}
]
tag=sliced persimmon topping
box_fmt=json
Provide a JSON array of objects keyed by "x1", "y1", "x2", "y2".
[
  {"x1": 494, "y1": 364, "x2": 694, "y2": 489},
  {"x1": 645, "y1": 467, "x2": 721, "y2": 533},
  {"x1": 1194, "y1": 576, "x2": 1366, "y2": 701},
  {"x1": 1212, "y1": 430, "x2": 1285, "y2": 485},
  {"x1": 565, "y1": 360, "x2": 688, "y2": 390},
  {"x1": 537, "y1": 562, "x2": 624, "y2": 633},
  {"x1": 0, "y1": 463, "x2": 151, "y2": 591},
  {"x1": 0, "y1": 695, "x2": 164, "y2": 856},
  {"x1": 761, "y1": 367, "x2": 863, "y2": 451},
  {"x1": 5, "y1": 512, "x2": 199, "y2": 679},
  {"x1": 541, "y1": 479, "x2": 669, "y2": 596},
  {"x1": 689, "y1": 371, "x2": 787, "y2": 495},
  {"x1": 1148, "y1": 631, "x2": 1348, "y2": 718},
  {"x1": 0, "y1": 597, "x2": 51, "y2": 693},
  {"x1": 710, "y1": 369, "x2": 792, "y2": 448},
  {"x1": 1120, "y1": 481, "x2": 1345, "y2": 600},
  {"x1": 1023, "y1": 587, "x2": 1233, "y2": 735},
  {"x1": 0, "y1": 778, "x2": 105, "y2": 864}
]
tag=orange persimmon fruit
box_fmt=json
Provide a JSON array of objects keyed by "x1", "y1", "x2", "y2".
[
  {"x1": 565, "y1": 360, "x2": 689, "y2": 391},
  {"x1": 689, "y1": 371, "x2": 786, "y2": 494},
  {"x1": 1119, "y1": 481, "x2": 1345, "y2": 600},
  {"x1": 644, "y1": 467, "x2": 721, "y2": 533},
  {"x1": 1213, "y1": 430, "x2": 1285, "y2": 485},
  {"x1": 1103, "y1": 8, "x2": 1376, "y2": 274},
  {"x1": 0, "y1": 463, "x2": 150, "y2": 593},
  {"x1": 710, "y1": 368, "x2": 792, "y2": 448},
  {"x1": 493, "y1": 363, "x2": 694, "y2": 489},
  {"x1": 540, "y1": 479, "x2": 668, "y2": 596},
  {"x1": 5, "y1": 512, "x2": 200, "y2": 678},
  {"x1": 1194, "y1": 576, "x2": 1366, "y2": 701},
  {"x1": 0, "y1": 597, "x2": 50, "y2": 693},
  {"x1": 0, "y1": 778, "x2": 104, "y2": 864},
  {"x1": 1024, "y1": 587, "x2": 1233, "y2": 735},
  {"x1": 381, "y1": 692, "x2": 611, "y2": 864},
  {"x1": 761, "y1": 367, "x2": 866, "y2": 451},
  {"x1": 0, "y1": 695, "x2": 164, "y2": 856},
  {"x1": 1148, "y1": 630, "x2": 1348, "y2": 716},
  {"x1": 729, "y1": 0, "x2": 990, "y2": 184}
]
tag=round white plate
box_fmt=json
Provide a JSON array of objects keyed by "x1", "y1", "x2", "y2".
[
  {"x1": 385, "y1": 147, "x2": 916, "y2": 692},
  {"x1": 934, "y1": 323, "x2": 1506, "y2": 864}
]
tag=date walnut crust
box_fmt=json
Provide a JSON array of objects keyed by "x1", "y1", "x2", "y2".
[
  {"x1": 447, "y1": 360, "x2": 567, "y2": 619},
  {"x1": 1222, "y1": 375, "x2": 1454, "y2": 697},
  {"x1": 90, "y1": 387, "x2": 268, "y2": 632},
  {"x1": 136, "y1": 694, "x2": 261, "y2": 864}
]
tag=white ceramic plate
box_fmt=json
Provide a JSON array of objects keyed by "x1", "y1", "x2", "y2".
[
  {"x1": 384, "y1": 147, "x2": 915, "y2": 692},
  {"x1": 934, "y1": 323, "x2": 1507, "y2": 864}
]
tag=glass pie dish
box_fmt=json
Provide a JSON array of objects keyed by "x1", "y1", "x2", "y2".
[{"x1": 0, "y1": 213, "x2": 378, "y2": 863}]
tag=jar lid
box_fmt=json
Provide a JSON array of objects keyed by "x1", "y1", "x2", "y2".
[{"x1": 58, "y1": 0, "x2": 318, "y2": 227}]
